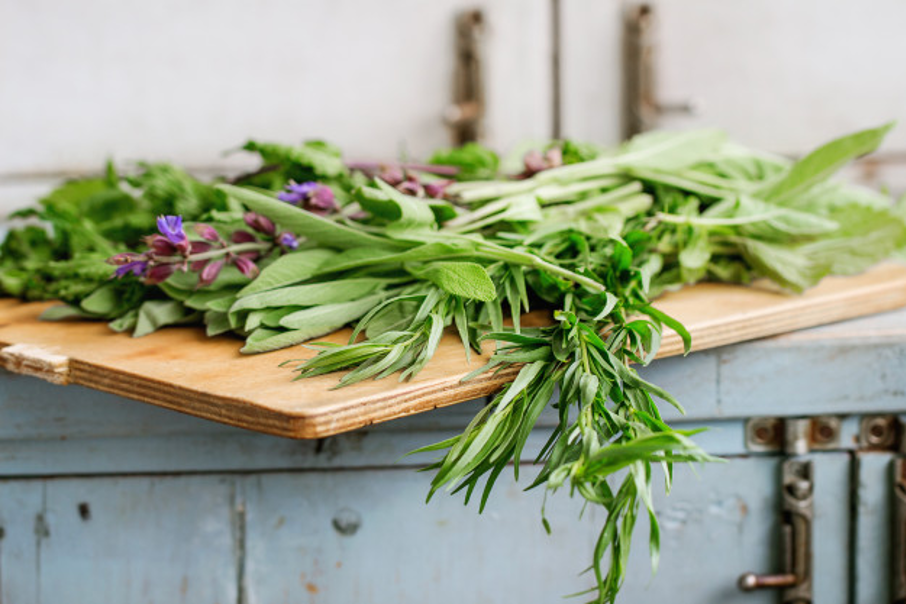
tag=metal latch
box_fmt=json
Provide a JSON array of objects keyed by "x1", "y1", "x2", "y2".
[
  {"x1": 894, "y1": 457, "x2": 906, "y2": 603},
  {"x1": 444, "y1": 10, "x2": 484, "y2": 145},
  {"x1": 738, "y1": 459, "x2": 813, "y2": 603},
  {"x1": 623, "y1": 4, "x2": 696, "y2": 137}
]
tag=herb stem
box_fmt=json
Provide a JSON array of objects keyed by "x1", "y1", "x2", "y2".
[
  {"x1": 157, "y1": 242, "x2": 271, "y2": 263},
  {"x1": 654, "y1": 211, "x2": 785, "y2": 227}
]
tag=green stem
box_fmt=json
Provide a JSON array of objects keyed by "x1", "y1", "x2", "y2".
[
  {"x1": 157, "y1": 241, "x2": 271, "y2": 263},
  {"x1": 655, "y1": 211, "x2": 784, "y2": 227},
  {"x1": 474, "y1": 240, "x2": 607, "y2": 293}
]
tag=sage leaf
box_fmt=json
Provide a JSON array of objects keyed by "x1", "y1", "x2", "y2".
[
  {"x1": 217, "y1": 184, "x2": 407, "y2": 250},
  {"x1": 408, "y1": 261, "x2": 496, "y2": 302},
  {"x1": 237, "y1": 248, "x2": 337, "y2": 296},
  {"x1": 133, "y1": 300, "x2": 196, "y2": 337}
]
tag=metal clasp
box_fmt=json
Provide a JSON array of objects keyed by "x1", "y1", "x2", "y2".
[
  {"x1": 623, "y1": 4, "x2": 697, "y2": 137},
  {"x1": 445, "y1": 10, "x2": 484, "y2": 145},
  {"x1": 738, "y1": 459, "x2": 813, "y2": 603}
]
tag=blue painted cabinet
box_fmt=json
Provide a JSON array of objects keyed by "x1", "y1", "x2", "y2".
[{"x1": 0, "y1": 308, "x2": 904, "y2": 603}]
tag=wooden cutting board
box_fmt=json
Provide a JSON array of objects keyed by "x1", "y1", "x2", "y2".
[{"x1": 0, "y1": 263, "x2": 905, "y2": 439}]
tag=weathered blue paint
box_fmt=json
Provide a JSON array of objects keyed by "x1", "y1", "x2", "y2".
[
  {"x1": 0, "y1": 480, "x2": 41, "y2": 603},
  {"x1": 0, "y1": 308, "x2": 902, "y2": 601},
  {"x1": 1, "y1": 476, "x2": 239, "y2": 604},
  {"x1": 853, "y1": 452, "x2": 895, "y2": 603}
]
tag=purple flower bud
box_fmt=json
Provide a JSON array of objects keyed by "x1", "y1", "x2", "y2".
[
  {"x1": 523, "y1": 149, "x2": 547, "y2": 176},
  {"x1": 147, "y1": 235, "x2": 178, "y2": 256},
  {"x1": 198, "y1": 259, "x2": 225, "y2": 287},
  {"x1": 379, "y1": 166, "x2": 405, "y2": 186},
  {"x1": 243, "y1": 212, "x2": 275, "y2": 236},
  {"x1": 194, "y1": 223, "x2": 221, "y2": 242},
  {"x1": 233, "y1": 255, "x2": 259, "y2": 279},
  {"x1": 157, "y1": 215, "x2": 187, "y2": 246},
  {"x1": 397, "y1": 179, "x2": 423, "y2": 197},
  {"x1": 306, "y1": 185, "x2": 337, "y2": 215},
  {"x1": 114, "y1": 260, "x2": 148, "y2": 278},
  {"x1": 232, "y1": 230, "x2": 257, "y2": 244},
  {"x1": 545, "y1": 146, "x2": 563, "y2": 169},
  {"x1": 277, "y1": 232, "x2": 299, "y2": 250},
  {"x1": 190, "y1": 241, "x2": 214, "y2": 254},
  {"x1": 424, "y1": 179, "x2": 454, "y2": 199},
  {"x1": 144, "y1": 263, "x2": 177, "y2": 285}
]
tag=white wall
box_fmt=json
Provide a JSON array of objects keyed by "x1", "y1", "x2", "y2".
[
  {"x1": 3, "y1": 0, "x2": 906, "y2": 214},
  {"x1": 0, "y1": 0, "x2": 552, "y2": 210}
]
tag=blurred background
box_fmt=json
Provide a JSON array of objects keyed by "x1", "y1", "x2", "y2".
[{"x1": 3, "y1": 0, "x2": 906, "y2": 217}]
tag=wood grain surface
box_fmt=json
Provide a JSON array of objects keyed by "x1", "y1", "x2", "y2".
[{"x1": 0, "y1": 263, "x2": 904, "y2": 439}]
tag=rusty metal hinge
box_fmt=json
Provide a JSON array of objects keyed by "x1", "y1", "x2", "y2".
[
  {"x1": 859, "y1": 415, "x2": 902, "y2": 451},
  {"x1": 738, "y1": 459, "x2": 813, "y2": 603},
  {"x1": 745, "y1": 417, "x2": 841, "y2": 454},
  {"x1": 444, "y1": 10, "x2": 484, "y2": 145}
]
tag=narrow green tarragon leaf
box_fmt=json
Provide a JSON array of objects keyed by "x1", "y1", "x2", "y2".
[{"x1": 758, "y1": 122, "x2": 894, "y2": 204}]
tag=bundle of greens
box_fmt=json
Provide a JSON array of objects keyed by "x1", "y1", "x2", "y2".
[{"x1": 3, "y1": 124, "x2": 905, "y2": 602}]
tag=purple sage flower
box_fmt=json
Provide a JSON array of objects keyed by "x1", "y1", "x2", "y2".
[
  {"x1": 277, "y1": 182, "x2": 337, "y2": 215},
  {"x1": 277, "y1": 232, "x2": 299, "y2": 251},
  {"x1": 157, "y1": 215, "x2": 187, "y2": 246},
  {"x1": 114, "y1": 260, "x2": 148, "y2": 278},
  {"x1": 277, "y1": 181, "x2": 320, "y2": 205}
]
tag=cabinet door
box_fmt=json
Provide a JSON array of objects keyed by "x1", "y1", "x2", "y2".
[
  {"x1": 618, "y1": 452, "x2": 850, "y2": 603},
  {"x1": 853, "y1": 452, "x2": 897, "y2": 603},
  {"x1": 0, "y1": 475, "x2": 239, "y2": 604},
  {"x1": 0, "y1": 453, "x2": 853, "y2": 603}
]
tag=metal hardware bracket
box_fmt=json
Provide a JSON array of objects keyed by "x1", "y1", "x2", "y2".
[
  {"x1": 859, "y1": 415, "x2": 901, "y2": 450},
  {"x1": 738, "y1": 459, "x2": 814, "y2": 603},
  {"x1": 445, "y1": 10, "x2": 484, "y2": 145},
  {"x1": 623, "y1": 4, "x2": 696, "y2": 138},
  {"x1": 745, "y1": 417, "x2": 841, "y2": 453}
]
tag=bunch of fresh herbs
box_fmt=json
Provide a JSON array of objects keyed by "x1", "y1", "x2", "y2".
[{"x1": 3, "y1": 125, "x2": 905, "y2": 603}]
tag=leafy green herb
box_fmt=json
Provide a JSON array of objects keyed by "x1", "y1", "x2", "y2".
[{"x1": 3, "y1": 125, "x2": 905, "y2": 604}]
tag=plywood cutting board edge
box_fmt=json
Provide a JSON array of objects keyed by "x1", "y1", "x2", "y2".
[
  {"x1": 654, "y1": 269, "x2": 906, "y2": 357},
  {"x1": 66, "y1": 359, "x2": 305, "y2": 437},
  {"x1": 0, "y1": 263, "x2": 902, "y2": 439}
]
